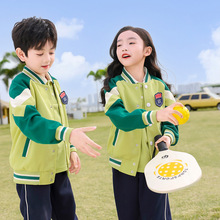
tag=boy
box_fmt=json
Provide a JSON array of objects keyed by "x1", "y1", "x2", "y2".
[{"x1": 9, "y1": 17, "x2": 101, "y2": 220}]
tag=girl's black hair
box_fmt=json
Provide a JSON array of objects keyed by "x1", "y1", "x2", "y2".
[
  {"x1": 100, "y1": 26, "x2": 171, "y2": 105},
  {"x1": 12, "y1": 16, "x2": 57, "y2": 56}
]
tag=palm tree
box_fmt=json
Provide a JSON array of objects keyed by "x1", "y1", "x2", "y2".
[
  {"x1": 0, "y1": 51, "x2": 25, "y2": 90},
  {"x1": 0, "y1": 51, "x2": 24, "y2": 124},
  {"x1": 87, "y1": 68, "x2": 107, "y2": 111},
  {"x1": 76, "y1": 97, "x2": 86, "y2": 110},
  {"x1": 87, "y1": 68, "x2": 107, "y2": 82}
]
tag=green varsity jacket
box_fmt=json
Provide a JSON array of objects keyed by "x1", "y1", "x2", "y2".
[
  {"x1": 104, "y1": 68, "x2": 179, "y2": 176},
  {"x1": 9, "y1": 66, "x2": 76, "y2": 185}
]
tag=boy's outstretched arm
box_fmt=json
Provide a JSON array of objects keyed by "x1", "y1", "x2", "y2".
[{"x1": 69, "y1": 126, "x2": 102, "y2": 158}]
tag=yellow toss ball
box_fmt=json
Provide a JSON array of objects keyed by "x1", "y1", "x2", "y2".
[{"x1": 173, "y1": 106, "x2": 190, "y2": 125}]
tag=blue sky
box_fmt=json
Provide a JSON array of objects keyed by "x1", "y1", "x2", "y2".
[{"x1": 1, "y1": 0, "x2": 220, "y2": 102}]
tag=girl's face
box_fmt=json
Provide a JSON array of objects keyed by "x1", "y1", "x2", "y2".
[{"x1": 116, "y1": 30, "x2": 151, "y2": 69}]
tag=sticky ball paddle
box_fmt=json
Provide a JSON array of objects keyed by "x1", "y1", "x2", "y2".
[
  {"x1": 173, "y1": 105, "x2": 190, "y2": 125},
  {"x1": 144, "y1": 135, "x2": 202, "y2": 193}
]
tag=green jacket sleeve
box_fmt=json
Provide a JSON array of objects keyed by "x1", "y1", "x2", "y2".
[
  {"x1": 9, "y1": 74, "x2": 72, "y2": 144},
  {"x1": 104, "y1": 78, "x2": 157, "y2": 132}
]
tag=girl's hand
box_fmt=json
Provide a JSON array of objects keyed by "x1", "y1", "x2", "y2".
[
  {"x1": 155, "y1": 135, "x2": 171, "y2": 150},
  {"x1": 156, "y1": 102, "x2": 184, "y2": 125},
  {"x1": 69, "y1": 152, "x2": 81, "y2": 174}
]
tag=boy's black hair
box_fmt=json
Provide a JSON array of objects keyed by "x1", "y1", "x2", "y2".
[{"x1": 12, "y1": 16, "x2": 57, "y2": 56}]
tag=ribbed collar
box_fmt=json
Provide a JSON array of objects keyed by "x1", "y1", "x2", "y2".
[
  {"x1": 121, "y1": 67, "x2": 151, "y2": 84},
  {"x1": 22, "y1": 66, "x2": 53, "y2": 84}
]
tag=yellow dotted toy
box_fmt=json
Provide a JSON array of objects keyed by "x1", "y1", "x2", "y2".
[{"x1": 173, "y1": 106, "x2": 190, "y2": 125}]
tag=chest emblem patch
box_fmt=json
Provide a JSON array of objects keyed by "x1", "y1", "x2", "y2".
[
  {"x1": 155, "y1": 92, "x2": 163, "y2": 107},
  {"x1": 59, "y1": 91, "x2": 68, "y2": 105}
]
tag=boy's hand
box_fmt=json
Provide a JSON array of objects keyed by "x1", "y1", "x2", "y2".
[
  {"x1": 156, "y1": 102, "x2": 184, "y2": 125},
  {"x1": 69, "y1": 126, "x2": 102, "y2": 158},
  {"x1": 69, "y1": 152, "x2": 81, "y2": 174},
  {"x1": 155, "y1": 135, "x2": 171, "y2": 150}
]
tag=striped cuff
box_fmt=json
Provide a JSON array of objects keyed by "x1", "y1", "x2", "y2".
[
  {"x1": 14, "y1": 172, "x2": 40, "y2": 183},
  {"x1": 70, "y1": 145, "x2": 77, "y2": 152},
  {"x1": 164, "y1": 129, "x2": 176, "y2": 145},
  {"x1": 56, "y1": 126, "x2": 73, "y2": 142},
  {"x1": 142, "y1": 111, "x2": 157, "y2": 126}
]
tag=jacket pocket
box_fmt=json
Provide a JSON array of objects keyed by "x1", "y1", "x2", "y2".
[
  {"x1": 113, "y1": 128, "x2": 119, "y2": 146},
  {"x1": 22, "y1": 138, "x2": 31, "y2": 157}
]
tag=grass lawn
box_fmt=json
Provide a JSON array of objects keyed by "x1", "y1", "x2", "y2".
[{"x1": 0, "y1": 110, "x2": 220, "y2": 219}]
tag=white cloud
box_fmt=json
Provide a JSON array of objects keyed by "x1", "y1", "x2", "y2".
[
  {"x1": 51, "y1": 52, "x2": 106, "y2": 81},
  {"x1": 50, "y1": 52, "x2": 106, "y2": 99},
  {"x1": 198, "y1": 27, "x2": 220, "y2": 83},
  {"x1": 212, "y1": 27, "x2": 220, "y2": 46},
  {"x1": 55, "y1": 18, "x2": 84, "y2": 39}
]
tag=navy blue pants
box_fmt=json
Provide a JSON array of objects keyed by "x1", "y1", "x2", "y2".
[
  {"x1": 16, "y1": 171, "x2": 78, "y2": 220},
  {"x1": 113, "y1": 169, "x2": 172, "y2": 220}
]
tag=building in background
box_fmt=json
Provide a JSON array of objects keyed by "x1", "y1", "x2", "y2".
[
  {"x1": 176, "y1": 83, "x2": 220, "y2": 97},
  {"x1": 66, "y1": 94, "x2": 104, "y2": 119},
  {"x1": 87, "y1": 94, "x2": 103, "y2": 112},
  {"x1": 0, "y1": 99, "x2": 9, "y2": 124},
  {"x1": 202, "y1": 84, "x2": 220, "y2": 95},
  {"x1": 176, "y1": 83, "x2": 203, "y2": 96}
]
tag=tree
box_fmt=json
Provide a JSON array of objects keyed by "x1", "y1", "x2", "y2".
[
  {"x1": 87, "y1": 68, "x2": 107, "y2": 81},
  {"x1": 0, "y1": 52, "x2": 24, "y2": 124},
  {"x1": 87, "y1": 68, "x2": 107, "y2": 111},
  {"x1": 0, "y1": 51, "x2": 25, "y2": 90},
  {"x1": 76, "y1": 97, "x2": 86, "y2": 110}
]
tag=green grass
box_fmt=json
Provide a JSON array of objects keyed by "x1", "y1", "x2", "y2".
[{"x1": 0, "y1": 111, "x2": 220, "y2": 219}]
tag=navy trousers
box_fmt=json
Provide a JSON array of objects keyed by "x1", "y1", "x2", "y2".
[
  {"x1": 112, "y1": 168, "x2": 172, "y2": 220},
  {"x1": 16, "y1": 171, "x2": 78, "y2": 220}
]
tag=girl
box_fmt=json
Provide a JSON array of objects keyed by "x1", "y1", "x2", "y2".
[{"x1": 100, "y1": 26, "x2": 183, "y2": 220}]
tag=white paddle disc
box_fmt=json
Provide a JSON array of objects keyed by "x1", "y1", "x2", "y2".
[{"x1": 144, "y1": 136, "x2": 202, "y2": 193}]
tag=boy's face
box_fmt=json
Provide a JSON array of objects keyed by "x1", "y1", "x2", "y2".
[{"x1": 16, "y1": 40, "x2": 55, "y2": 77}]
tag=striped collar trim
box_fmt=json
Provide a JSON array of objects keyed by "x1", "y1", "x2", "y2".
[
  {"x1": 121, "y1": 67, "x2": 150, "y2": 84},
  {"x1": 22, "y1": 66, "x2": 53, "y2": 84}
]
